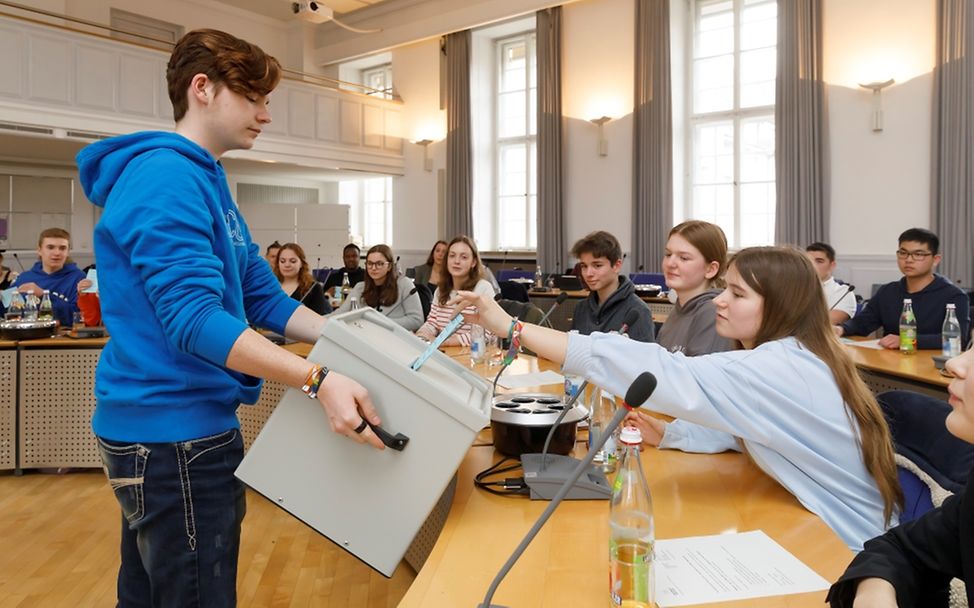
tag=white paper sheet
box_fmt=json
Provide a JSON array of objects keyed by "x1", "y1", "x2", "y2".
[
  {"x1": 841, "y1": 338, "x2": 883, "y2": 350},
  {"x1": 495, "y1": 370, "x2": 565, "y2": 390},
  {"x1": 655, "y1": 530, "x2": 829, "y2": 607}
]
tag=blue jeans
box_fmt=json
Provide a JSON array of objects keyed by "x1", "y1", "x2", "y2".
[{"x1": 97, "y1": 428, "x2": 246, "y2": 608}]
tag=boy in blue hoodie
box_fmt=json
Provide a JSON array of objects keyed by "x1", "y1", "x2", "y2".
[
  {"x1": 76, "y1": 29, "x2": 384, "y2": 607},
  {"x1": 13, "y1": 227, "x2": 85, "y2": 327}
]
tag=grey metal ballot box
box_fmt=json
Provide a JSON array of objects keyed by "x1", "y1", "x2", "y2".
[{"x1": 235, "y1": 308, "x2": 491, "y2": 577}]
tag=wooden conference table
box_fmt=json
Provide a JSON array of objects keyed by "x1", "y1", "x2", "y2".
[
  {"x1": 399, "y1": 348, "x2": 852, "y2": 608},
  {"x1": 843, "y1": 340, "x2": 949, "y2": 399}
]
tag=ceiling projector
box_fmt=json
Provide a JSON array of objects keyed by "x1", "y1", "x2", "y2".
[{"x1": 291, "y1": 1, "x2": 334, "y2": 24}]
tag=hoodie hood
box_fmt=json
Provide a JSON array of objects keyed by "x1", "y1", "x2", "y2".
[{"x1": 77, "y1": 131, "x2": 219, "y2": 208}]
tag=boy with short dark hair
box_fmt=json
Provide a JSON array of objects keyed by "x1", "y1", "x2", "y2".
[
  {"x1": 323, "y1": 242, "x2": 366, "y2": 295},
  {"x1": 13, "y1": 227, "x2": 85, "y2": 327},
  {"x1": 77, "y1": 29, "x2": 383, "y2": 607},
  {"x1": 804, "y1": 242, "x2": 857, "y2": 325},
  {"x1": 836, "y1": 228, "x2": 969, "y2": 349},
  {"x1": 569, "y1": 230, "x2": 655, "y2": 342}
]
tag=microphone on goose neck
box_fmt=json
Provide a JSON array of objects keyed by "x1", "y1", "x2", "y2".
[
  {"x1": 12, "y1": 252, "x2": 25, "y2": 271},
  {"x1": 829, "y1": 284, "x2": 855, "y2": 311},
  {"x1": 536, "y1": 292, "x2": 568, "y2": 328},
  {"x1": 381, "y1": 286, "x2": 418, "y2": 316},
  {"x1": 479, "y1": 372, "x2": 659, "y2": 608},
  {"x1": 619, "y1": 308, "x2": 641, "y2": 337}
]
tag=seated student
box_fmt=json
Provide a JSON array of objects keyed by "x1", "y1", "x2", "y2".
[
  {"x1": 0, "y1": 251, "x2": 17, "y2": 290},
  {"x1": 452, "y1": 247, "x2": 902, "y2": 550},
  {"x1": 334, "y1": 244, "x2": 423, "y2": 331},
  {"x1": 805, "y1": 242, "x2": 857, "y2": 325},
  {"x1": 570, "y1": 230, "x2": 655, "y2": 342},
  {"x1": 322, "y1": 243, "x2": 365, "y2": 296},
  {"x1": 264, "y1": 240, "x2": 281, "y2": 269},
  {"x1": 274, "y1": 242, "x2": 330, "y2": 315},
  {"x1": 836, "y1": 228, "x2": 969, "y2": 349},
  {"x1": 827, "y1": 347, "x2": 974, "y2": 607},
  {"x1": 412, "y1": 240, "x2": 448, "y2": 293},
  {"x1": 14, "y1": 228, "x2": 86, "y2": 327},
  {"x1": 416, "y1": 235, "x2": 494, "y2": 346},
  {"x1": 657, "y1": 220, "x2": 735, "y2": 355}
]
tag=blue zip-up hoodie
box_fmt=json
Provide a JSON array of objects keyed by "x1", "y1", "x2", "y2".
[
  {"x1": 13, "y1": 261, "x2": 85, "y2": 327},
  {"x1": 76, "y1": 132, "x2": 300, "y2": 443}
]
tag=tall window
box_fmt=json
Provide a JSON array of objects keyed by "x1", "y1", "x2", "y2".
[
  {"x1": 495, "y1": 33, "x2": 537, "y2": 250},
  {"x1": 689, "y1": 0, "x2": 776, "y2": 248},
  {"x1": 339, "y1": 177, "x2": 392, "y2": 246},
  {"x1": 361, "y1": 64, "x2": 393, "y2": 99}
]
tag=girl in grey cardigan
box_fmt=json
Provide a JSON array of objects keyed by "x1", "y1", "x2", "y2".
[{"x1": 333, "y1": 244, "x2": 423, "y2": 331}]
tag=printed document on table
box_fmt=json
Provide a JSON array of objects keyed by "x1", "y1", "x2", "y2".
[
  {"x1": 841, "y1": 337, "x2": 883, "y2": 349},
  {"x1": 655, "y1": 530, "x2": 829, "y2": 607},
  {"x1": 495, "y1": 370, "x2": 564, "y2": 390}
]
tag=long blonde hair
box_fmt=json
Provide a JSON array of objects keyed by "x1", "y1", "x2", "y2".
[{"x1": 731, "y1": 247, "x2": 902, "y2": 524}]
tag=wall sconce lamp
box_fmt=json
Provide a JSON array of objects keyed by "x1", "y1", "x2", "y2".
[
  {"x1": 858, "y1": 79, "x2": 895, "y2": 132},
  {"x1": 589, "y1": 116, "x2": 611, "y2": 156},
  {"x1": 413, "y1": 139, "x2": 434, "y2": 171}
]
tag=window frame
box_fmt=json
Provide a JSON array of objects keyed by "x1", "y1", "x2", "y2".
[
  {"x1": 492, "y1": 31, "x2": 537, "y2": 251},
  {"x1": 686, "y1": 0, "x2": 777, "y2": 248},
  {"x1": 361, "y1": 63, "x2": 393, "y2": 99},
  {"x1": 340, "y1": 176, "x2": 393, "y2": 247}
]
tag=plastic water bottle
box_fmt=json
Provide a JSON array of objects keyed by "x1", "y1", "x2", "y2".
[
  {"x1": 899, "y1": 298, "x2": 917, "y2": 355},
  {"x1": 348, "y1": 295, "x2": 360, "y2": 311},
  {"x1": 610, "y1": 426, "x2": 655, "y2": 608},
  {"x1": 469, "y1": 323, "x2": 486, "y2": 367},
  {"x1": 942, "y1": 303, "x2": 962, "y2": 358},
  {"x1": 24, "y1": 293, "x2": 38, "y2": 321},
  {"x1": 38, "y1": 290, "x2": 53, "y2": 321}
]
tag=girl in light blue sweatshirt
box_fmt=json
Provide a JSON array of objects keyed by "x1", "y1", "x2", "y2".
[{"x1": 453, "y1": 247, "x2": 902, "y2": 551}]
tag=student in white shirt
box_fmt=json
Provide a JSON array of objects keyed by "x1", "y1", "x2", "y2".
[
  {"x1": 451, "y1": 247, "x2": 902, "y2": 550},
  {"x1": 805, "y1": 242, "x2": 857, "y2": 324}
]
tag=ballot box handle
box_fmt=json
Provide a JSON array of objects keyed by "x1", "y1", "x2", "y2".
[{"x1": 367, "y1": 420, "x2": 410, "y2": 451}]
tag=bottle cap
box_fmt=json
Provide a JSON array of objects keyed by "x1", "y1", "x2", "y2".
[
  {"x1": 619, "y1": 425, "x2": 642, "y2": 445},
  {"x1": 903, "y1": 298, "x2": 912, "y2": 304},
  {"x1": 947, "y1": 303, "x2": 956, "y2": 309}
]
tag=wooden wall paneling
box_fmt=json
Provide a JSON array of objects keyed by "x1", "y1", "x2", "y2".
[
  {"x1": 118, "y1": 54, "x2": 158, "y2": 117},
  {"x1": 315, "y1": 94, "x2": 339, "y2": 142},
  {"x1": 287, "y1": 88, "x2": 314, "y2": 139},
  {"x1": 340, "y1": 99, "x2": 362, "y2": 145},
  {"x1": 363, "y1": 103, "x2": 383, "y2": 148},
  {"x1": 0, "y1": 25, "x2": 25, "y2": 98}
]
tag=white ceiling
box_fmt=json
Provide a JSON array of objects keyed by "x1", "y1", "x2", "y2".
[{"x1": 211, "y1": 0, "x2": 388, "y2": 21}]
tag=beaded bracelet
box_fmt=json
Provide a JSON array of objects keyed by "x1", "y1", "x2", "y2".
[
  {"x1": 301, "y1": 364, "x2": 330, "y2": 399},
  {"x1": 503, "y1": 318, "x2": 523, "y2": 366}
]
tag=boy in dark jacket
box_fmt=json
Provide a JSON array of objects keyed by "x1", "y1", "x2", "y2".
[
  {"x1": 835, "y1": 228, "x2": 969, "y2": 350},
  {"x1": 570, "y1": 230, "x2": 655, "y2": 343}
]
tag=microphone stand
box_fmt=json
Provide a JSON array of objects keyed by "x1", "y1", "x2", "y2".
[
  {"x1": 535, "y1": 292, "x2": 567, "y2": 328},
  {"x1": 479, "y1": 403, "x2": 635, "y2": 608},
  {"x1": 828, "y1": 284, "x2": 855, "y2": 311}
]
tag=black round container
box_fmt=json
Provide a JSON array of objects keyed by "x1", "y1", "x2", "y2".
[
  {"x1": 490, "y1": 392, "x2": 587, "y2": 457},
  {"x1": 0, "y1": 319, "x2": 58, "y2": 340}
]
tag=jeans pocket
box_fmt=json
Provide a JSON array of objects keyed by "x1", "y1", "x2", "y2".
[{"x1": 97, "y1": 438, "x2": 149, "y2": 525}]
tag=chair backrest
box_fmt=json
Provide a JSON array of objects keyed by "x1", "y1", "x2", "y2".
[
  {"x1": 495, "y1": 299, "x2": 545, "y2": 326},
  {"x1": 498, "y1": 280, "x2": 530, "y2": 302},
  {"x1": 877, "y1": 390, "x2": 974, "y2": 522},
  {"x1": 313, "y1": 268, "x2": 331, "y2": 283},
  {"x1": 414, "y1": 282, "x2": 432, "y2": 320}
]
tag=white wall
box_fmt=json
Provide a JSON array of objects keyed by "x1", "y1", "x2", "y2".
[
  {"x1": 824, "y1": 0, "x2": 935, "y2": 257},
  {"x1": 389, "y1": 38, "x2": 444, "y2": 257},
  {"x1": 562, "y1": 0, "x2": 635, "y2": 259}
]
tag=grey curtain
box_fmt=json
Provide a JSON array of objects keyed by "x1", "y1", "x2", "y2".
[
  {"x1": 931, "y1": 0, "x2": 974, "y2": 287},
  {"x1": 774, "y1": 0, "x2": 829, "y2": 247},
  {"x1": 536, "y1": 7, "x2": 565, "y2": 273},
  {"x1": 632, "y1": 0, "x2": 673, "y2": 272},
  {"x1": 445, "y1": 30, "x2": 473, "y2": 238}
]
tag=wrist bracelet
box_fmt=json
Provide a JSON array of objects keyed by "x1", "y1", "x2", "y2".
[
  {"x1": 503, "y1": 319, "x2": 523, "y2": 366},
  {"x1": 301, "y1": 364, "x2": 330, "y2": 399}
]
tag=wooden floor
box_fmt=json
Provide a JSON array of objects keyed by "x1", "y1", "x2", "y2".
[{"x1": 0, "y1": 469, "x2": 415, "y2": 607}]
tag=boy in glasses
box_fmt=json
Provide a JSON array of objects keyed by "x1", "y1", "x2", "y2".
[{"x1": 835, "y1": 228, "x2": 969, "y2": 349}]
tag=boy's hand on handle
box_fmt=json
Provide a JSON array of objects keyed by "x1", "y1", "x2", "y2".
[
  {"x1": 316, "y1": 372, "x2": 385, "y2": 450},
  {"x1": 448, "y1": 290, "x2": 513, "y2": 336}
]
